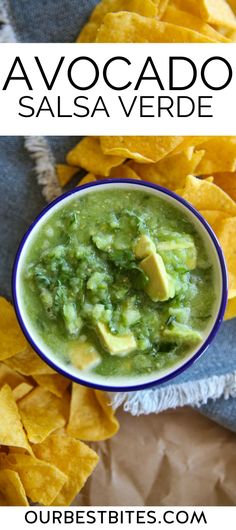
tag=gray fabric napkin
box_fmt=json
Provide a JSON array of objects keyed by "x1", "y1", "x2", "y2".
[{"x1": 0, "y1": 0, "x2": 236, "y2": 431}]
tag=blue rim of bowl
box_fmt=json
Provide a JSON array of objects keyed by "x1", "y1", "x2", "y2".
[{"x1": 12, "y1": 179, "x2": 228, "y2": 392}]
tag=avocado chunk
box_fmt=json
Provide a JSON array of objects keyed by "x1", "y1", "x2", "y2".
[
  {"x1": 140, "y1": 252, "x2": 172, "y2": 302},
  {"x1": 134, "y1": 235, "x2": 156, "y2": 260},
  {"x1": 96, "y1": 322, "x2": 137, "y2": 356},
  {"x1": 163, "y1": 322, "x2": 202, "y2": 344},
  {"x1": 69, "y1": 341, "x2": 101, "y2": 370}
]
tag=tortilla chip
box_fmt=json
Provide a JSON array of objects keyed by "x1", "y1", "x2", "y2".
[
  {"x1": 0, "y1": 363, "x2": 25, "y2": 390},
  {"x1": 33, "y1": 430, "x2": 99, "y2": 506},
  {"x1": 56, "y1": 164, "x2": 79, "y2": 187},
  {"x1": 13, "y1": 383, "x2": 34, "y2": 402},
  {"x1": 96, "y1": 12, "x2": 217, "y2": 42},
  {"x1": 0, "y1": 297, "x2": 27, "y2": 361},
  {"x1": 0, "y1": 385, "x2": 32, "y2": 454},
  {"x1": 4, "y1": 345, "x2": 55, "y2": 376},
  {"x1": 77, "y1": 22, "x2": 99, "y2": 43},
  {"x1": 100, "y1": 136, "x2": 184, "y2": 163},
  {"x1": 33, "y1": 374, "x2": 70, "y2": 398},
  {"x1": 177, "y1": 175, "x2": 236, "y2": 216},
  {"x1": 213, "y1": 217, "x2": 236, "y2": 298},
  {"x1": 196, "y1": 138, "x2": 236, "y2": 175},
  {"x1": 90, "y1": 0, "x2": 157, "y2": 24},
  {"x1": 0, "y1": 469, "x2": 28, "y2": 506},
  {"x1": 129, "y1": 147, "x2": 205, "y2": 189},
  {"x1": 199, "y1": 209, "x2": 230, "y2": 229},
  {"x1": 0, "y1": 453, "x2": 67, "y2": 506},
  {"x1": 209, "y1": 172, "x2": 236, "y2": 202},
  {"x1": 227, "y1": 0, "x2": 236, "y2": 14},
  {"x1": 225, "y1": 296, "x2": 236, "y2": 320},
  {"x1": 67, "y1": 384, "x2": 119, "y2": 441},
  {"x1": 109, "y1": 164, "x2": 141, "y2": 179},
  {"x1": 163, "y1": 5, "x2": 230, "y2": 41},
  {"x1": 67, "y1": 137, "x2": 125, "y2": 176},
  {"x1": 18, "y1": 387, "x2": 70, "y2": 443},
  {"x1": 172, "y1": 0, "x2": 236, "y2": 29},
  {"x1": 77, "y1": 173, "x2": 97, "y2": 186},
  {"x1": 156, "y1": 0, "x2": 171, "y2": 17}
]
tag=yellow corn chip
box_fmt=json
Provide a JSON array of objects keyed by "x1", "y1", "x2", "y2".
[
  {"x1": 4, "y1": 345, "x2": 55, "y2": 376},
  {"x1": 56, "y1": 164, "x2": 79, "y2": 187},
  {"x1": 0, "y1": 453, "x2": 67, "y2": 506},
  {"x1": 199, "y1": 209, "x2": 230, "y2": 229},
  {"x1": 0, "y1": 297, "x2": 27, "y2": 361},
  {"x1": 67, "y1": 137, "x2": 125, "y2": 176},
  {"x1": 109, "y1": 164, "x2": 141, "y2": 179},
  {"x1": 13, "y1": 383, "x2": 34, "y2": 402},
  {"x1": 0, "y1": 363, "x2": 25, "y2": 390},
  {"x1": 33, "y1": 430, "x2": 99, "y2": 506},
  {"x1": 100, "y1": 136, "x2": 184, "y2": 163},
  {"x1": 77, "y1": 173, "x2": 97, "y2": 186},
  {"x1": 210, "y1": 172, "x2": 236, "y2": 202},
  {"x1": 172, "y1": 0, "x2": 236, "y2": 29},
  {"x1": 33, "y1": 374, "x2": 70, "y2": 398},
  {"x1": 213, "y1": 217, "x2": 236, "y2": 298},
  {"x1": 163, "y1": 5, "x2": 230, "y2": 41},
  {"x1": 96, "y1": 12, "x2": 217, "y2": 42},
  {"x1": 227, "y1": 0, "x2": 236, "y2": 13},
  {"x1": 77, "y1": 22, "x2": 99, "y2": 43},
  {"x1": 0, "y1": 469, "x2": 28, "y2": 506},
  {"x1": 129, "y1": 147, "x2": 205, "y2": 189},
  {"x1": 225, "y1": 296, "x2": 236, "y2": 320},
  {"x1": 90, "y1": 0, "x2": 157, "y2": 24},
  {"x1": 18, "y1": 387, "x2": 70, "y2": 443},
  {"x1": 177, "y1": 175, "x2": 236, "y2": 216},
  {"x1": 67, "y1": 384, "x2": 119, "y2": 441},
  {"x1": 196, "y1": 138, "x2": 236, "y2": 175},
  {"x1": 156, "y1": 0, "x2": 171, "y2": 18},
  {"x1": 0, "y1": 385, "x2": 32, "y2": 454}
]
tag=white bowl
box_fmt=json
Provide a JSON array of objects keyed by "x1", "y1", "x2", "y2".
[{"x1": 12, "y1": 179, "x2": 228, "y2": 391}]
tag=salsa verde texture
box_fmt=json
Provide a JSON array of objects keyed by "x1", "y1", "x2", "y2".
[{"x1": 22, "y1": 189, "x2": 215, "y2": 378}]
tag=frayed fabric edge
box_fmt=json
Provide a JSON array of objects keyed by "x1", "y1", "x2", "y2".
[
  {"x1": 110, "y1": 372, "x2": 236, "y2": 415},
  {"x1": 25, "y1": 137, "x2": 62, "y2": 203},
  {"x1": 0, "y1": 0, "x2": 16, "y2": 42}
]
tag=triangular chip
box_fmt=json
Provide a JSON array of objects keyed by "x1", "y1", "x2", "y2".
[
  {"x1": 0, "y1": 363, "x2": 25, "y2": 389},
  {"x1": 163, "y1": 5, "x2": 230, "y2": 41},
  {"x1": 67, "y1": 384, "x2": 119, "y2": 441},
  {"x1": 213, "y1": 217, "x2": 236, "y2": 298},
  {"x1": 100, "y1": 136, "x2": 184, "y2": 163},
  {"x1": 225, "y1": 296, "x2": 236, "y2": 320},
  {"x1": 0, "y1": 453, "x2": 66, "y2": 506},
  {"x1": 210, "y1": 172, "x2": 236, "y2": 202},
  {"x1": 33, "y1": 430, "x2": 99, "y2": 506},
  {"x1": 67, "y1": 137, "x2": 125, "y2": 176},
  {"x1": 196, "y1": 138, "x2": 236, "y2": 175},
  {"x1": 172, "y1": 0, "x2": 236, "y2": 29},
  {"x1": 0, "y1": 469, "x2": 28, "y2": 506},
  {"x1": 110, "y1": 163, "x2": 141, "y2": 179},
  {"x1": 12, "y1": 383, "x2": 34, "y2": 402},
  {"x1": 0, "y1": 385, "x2": 32, "y2": 454},
  {"x1": 33, "y1": 374, "x2": 70, "y2": 398},
  {"x1": 96, "y1": 12, "x2": 218, "y2": 42},
  {"x1": 129, "y1": 147, "x2": 204, "y2": 189},
  {"x1": 176, "y1": 175, "x2": 236, "y2": 216},
  {"x1": 0, "y1": 297, "x2": 27, "y2": 361},
  {"x1": 56, "y1": 164, "x2": 79, "y2": 187},
  {"x1": 90, "y1": 0, "x2": 157, "y2": 24},
  {"x1": 4, "y1": 345, "x2": 55, "y2": 376},
  {"x1": 77, "y1": 173, "x2": 97, "y2": 186},
  {"x1": 18, "y1": 387, "x2": 70, "y2": 443}
]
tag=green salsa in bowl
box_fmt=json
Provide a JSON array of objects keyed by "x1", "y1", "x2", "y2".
[{"x1": 13, "y1": 180, "x2": 227, "y2": 391}]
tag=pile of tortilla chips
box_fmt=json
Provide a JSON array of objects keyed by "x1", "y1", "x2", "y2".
[
  {"x1": 55, "y1": 0, "x2": 236, "y2": 320},
  {"x1": 0, "y1": 298, "x2": 119, "y2": 506},
  {"x1": 76, "y1": 0, "x2": 236, "y2": 43}
]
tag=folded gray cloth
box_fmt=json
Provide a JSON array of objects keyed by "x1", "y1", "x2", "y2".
[{"x1": 0, "y1": 0, "x2": 236, "y2": 432}]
